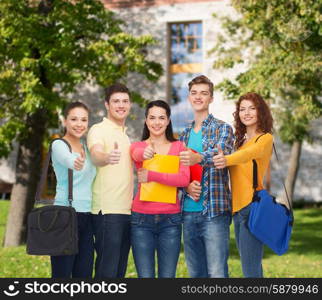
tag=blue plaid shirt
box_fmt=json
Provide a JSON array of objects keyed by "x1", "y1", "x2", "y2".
[{"x1": 179, "y1": 114, "x2": 234, "y2": 218}]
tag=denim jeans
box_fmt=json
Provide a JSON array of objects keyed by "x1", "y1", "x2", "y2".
[
  {"x1": 92, "y1": 213, "x2": 131, "y2": 278},
  {"x1": 131, "y1": 212, "x2": 182, "y2": 278},
  {"x1": 183, "y1": 211, "x2": 231, "y2": 278},
  {"x1": 51, "y1": 212, "x2": 94, "y2": 278},
  {"x1": 233, "y1": 204, "x2": 263, "y2": 277}
]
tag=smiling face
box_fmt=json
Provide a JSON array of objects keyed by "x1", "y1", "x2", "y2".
[
  {"x1": 238, "y1": 99, "x2": 258, "y2": 129},
  {"x1": 145, "y1": 106, "x2": 170, "y2": 139},
  {"x1": 63, "y1": 107, "x2": 89, "y2": 139},
  {"x1": 105, "y1": 92, "x2": 131, "y2": 125},
  {"x1": 188, "y1": 83, "x2": 213, "y2": 113}
]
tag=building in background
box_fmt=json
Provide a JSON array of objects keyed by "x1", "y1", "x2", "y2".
[
  {"x1": 0, "y1": 0, "x2": 321, "y2": 203},
  {"x1": 102, "y1": 0, "x2": 237, "y2": 131},
  {"x1": 99, "y1": 0, "x2": 322, "y2": 203}
]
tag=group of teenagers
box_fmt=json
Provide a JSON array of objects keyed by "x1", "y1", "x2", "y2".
[{"x1": 50, "y1": 75, "x2": 274, "y2": 279}]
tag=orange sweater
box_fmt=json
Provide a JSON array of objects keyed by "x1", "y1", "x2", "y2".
[{"x1": 226, "y1": 133, "x2": 273, "y2": 213}]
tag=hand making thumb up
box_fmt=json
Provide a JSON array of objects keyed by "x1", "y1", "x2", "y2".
[
  {"x1": 213, "y1": 144, "x2": 226, "y2": 169},
  {"x1": 74, "y1": 147, "x2": 86, "y2": 171},
  {"x1": 143, "y1": 140, "x2": 155, "y2": 160},
  {"x1": 179, "y1": 141, "x2": 196, "y2": 166},
  {"x1": 80, "y1": 147, "x2": 86, "y2": 160},
  {"x1": 108, "y1": 141, "x2": 121, "y2": 165}
]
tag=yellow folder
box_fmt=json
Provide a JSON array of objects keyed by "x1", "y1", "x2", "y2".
[{"x1": 140, "y1": 154, "x2": 180, "y2": 204}]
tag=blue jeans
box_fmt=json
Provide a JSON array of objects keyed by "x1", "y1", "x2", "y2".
[
  {"x1": 131, "y1": 212, "x2": 182, "y2": 278},
  {"x1": 51, "y1": 212, "x2": 94, "y2": 278},
  {"x1": 233, "y1": 204, "x2": 263, "y2": 277},
  {"x1": 92, "y1": 213, "x2": 131, "y2": 278},
  {"x1": 183, "y1": 211, "x2": 231, "y2": 278}
]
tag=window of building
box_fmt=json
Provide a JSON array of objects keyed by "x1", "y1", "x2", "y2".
[{"x1": 168, "y1": 21, "x2": 202, "y2": 133}]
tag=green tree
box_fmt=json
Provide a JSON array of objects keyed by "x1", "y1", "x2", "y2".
[
  {"x1": 210, "y1": 0, "x2": 322, "y2": 203},
  {"x1": 0, "y1": 0, "x2": 162, "y2": 246}
]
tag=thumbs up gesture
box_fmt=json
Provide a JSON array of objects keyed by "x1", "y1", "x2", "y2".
[
  {"x1": 74, "y1": 147, "x2": 86, "y2": 171},
  {"x1": 143, "y1": 140, "x2": 156, "y2": 160},
  {"x1": 179, "y1": 142, "x2": 201, "y2": 166},
  {"x1": 213, "y1": 144, "x2": 227, "y2": 169},
  {"x1": 107, "y1": 141, "x2": 121, "y2": 165}
]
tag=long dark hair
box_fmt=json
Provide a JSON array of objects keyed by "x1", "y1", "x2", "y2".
[
  {"x1": 141, "y1": 100, "x2": 177, "y2": 142},
  {"x1": 234, "y1": 92, "x2": 273, "y2": 149}
]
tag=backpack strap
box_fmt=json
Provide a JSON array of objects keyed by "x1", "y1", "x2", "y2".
[
  {"x1": 252, "y1": 134, "x2": 293, "y2": 215},
  {"x1": 34, "y1": 138, "x2": 73, "y2": 206}
]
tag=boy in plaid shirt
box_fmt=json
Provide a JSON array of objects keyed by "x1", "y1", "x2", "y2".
[{"x1": 179, "y1": 75, "x2": 234, "y2": 278}]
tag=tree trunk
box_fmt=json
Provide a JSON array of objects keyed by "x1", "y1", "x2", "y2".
[
  {"x1": 3, "y1": 0, "x2": 53, "y2": 247},
  {"x1": 282, "y1": 140, "x2": 302, "y2": 207},
  {"x1": 3, "y1": 109, "x2": 47, "y2": 247}
]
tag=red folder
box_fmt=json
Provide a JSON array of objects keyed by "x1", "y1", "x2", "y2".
[{"x1": 189, "y1": 149, "x2": 203, "y2": 182}]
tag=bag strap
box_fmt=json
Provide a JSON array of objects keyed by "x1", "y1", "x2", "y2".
[
  {"x1": 252, "y1": 134, "x2": 266, "y2": 190},
  {"x1": 252, "y1": 134, "x2": 293, "y2": 214},
  {"x1": 271, "y1": 143, "x2": 293, "y2": 214},
  {"x1": 34, "y1": 138, "x2": 73, "y2": 207}
]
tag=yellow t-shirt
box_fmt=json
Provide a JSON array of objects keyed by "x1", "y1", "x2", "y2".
[
  {"x1": 87, "y1": 118, "x2": 133, "y2": 215},
  {"x1": 226, "y1": 133, "x2": 273, "y2": 213}
]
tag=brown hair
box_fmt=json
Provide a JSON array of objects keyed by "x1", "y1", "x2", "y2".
[
  {"x1": 104, "y1": 83, "x2": 130, "y2": 103},
  {"x1": 188, "y1": 75, "x2": 214, "y2": 97},
  {"x1": 234, "y1": 92, "x2": 273, "y2": 149}
]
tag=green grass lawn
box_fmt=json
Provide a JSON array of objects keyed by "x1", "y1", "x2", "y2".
[{"x1": 0, "y1": 200, "x2": 321, "y2": 278}]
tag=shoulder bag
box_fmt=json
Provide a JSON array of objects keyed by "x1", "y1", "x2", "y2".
[
  {"x1": 247, "y1": 135, "x2": 294, "y2": 255},
  {"x1": 26, "y1": 138, "x2": 79, "y2": 256}
]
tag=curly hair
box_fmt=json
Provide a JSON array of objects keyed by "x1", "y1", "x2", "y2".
[{"x1": 234, "y1": 92, "x2": 273, "y2": 149}]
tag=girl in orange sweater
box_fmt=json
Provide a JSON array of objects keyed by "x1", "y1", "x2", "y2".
[{"x1": 213, "y1": 92, "x2": 273, "y2": 277}]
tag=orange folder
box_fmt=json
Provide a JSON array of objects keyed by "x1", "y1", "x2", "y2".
[{"x1": 140, "y1": 154, "x2": 179, "y2": 204}]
